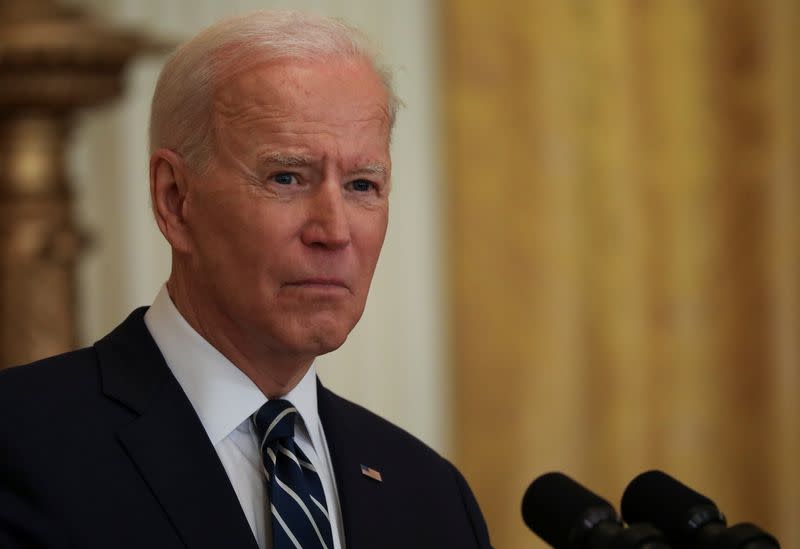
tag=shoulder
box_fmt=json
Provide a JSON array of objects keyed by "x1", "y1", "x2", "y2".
[
  {"x1": 318, "y1": 384, "x2": 493, "y2": 548},
  {"x1": 318, "y1": 383, "x2": 444, "y2": 463},
  {"x1": 0, "y1": 307, "x2": 153, "y2": 434},
  {"x1": 0, "y1": 347, "x2": 102, "y2": 437},
  {"x1": 0, "y1": 347, "x2": 100, "y2": 405},
  {"x1": 0, "y1": 307, "x2": 151, "y2": 398}
]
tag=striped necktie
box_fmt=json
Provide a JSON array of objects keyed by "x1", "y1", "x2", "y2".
[{"x1": 252, "y1": 399, "x2": 334, "y2": 549}]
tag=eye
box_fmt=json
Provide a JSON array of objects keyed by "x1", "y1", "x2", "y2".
[
  {"x1": 273, "y1": 173, "x2": 296, "y2": 185},
  {"x1": 351, "y1": 179, "x2": 375, "y2": 192}
]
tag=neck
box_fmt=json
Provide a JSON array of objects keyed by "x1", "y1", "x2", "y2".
[{"x1": 165, "y1": 274, "x2": 313, "y2": 398}]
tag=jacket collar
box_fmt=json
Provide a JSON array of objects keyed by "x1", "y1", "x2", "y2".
[{"x1": 95, "y1": 309, "x2": 259, "y2": 549}]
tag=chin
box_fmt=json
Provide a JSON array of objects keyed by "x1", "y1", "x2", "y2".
[
  {"x1": 271, "y1": 305, "x2": 363, "y2": 357},
  {"x1": 307, "y1": 327, "x2": 351, "y2": 356},
  {"x1": 278, "y1": 317, "x2": 354, "y2": 358}
]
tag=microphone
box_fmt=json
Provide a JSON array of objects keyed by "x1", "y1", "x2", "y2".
[
  {"x1": 621, "y1": 470, "x2": 780, "y2": 549},
  {"x1": 522, "y1": 472, "x2": 671, "y2": 548}
]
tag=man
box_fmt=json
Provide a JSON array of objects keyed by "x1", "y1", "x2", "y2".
[{"x1": 0, "y1": 10, "x2": 492, "y2": 549}]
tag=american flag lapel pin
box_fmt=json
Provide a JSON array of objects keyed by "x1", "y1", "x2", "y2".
[{"x1": 360, "y1": 464, "x2": 382, "y2": 482}]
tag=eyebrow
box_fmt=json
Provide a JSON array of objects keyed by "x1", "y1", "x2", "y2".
[
  {"x1": 261, "y1": 153, "x2": 388, "y2": 177},
  {"x1": 261, "y1": 152, "x2": 313, "y2": 168},
  {"x1": 356, "y1": 163, "x2": 388, "y2": 176}
]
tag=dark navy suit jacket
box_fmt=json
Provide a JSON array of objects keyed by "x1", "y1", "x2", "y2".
[{"x1": 0, "y1": 309, "x2": 492, "y2": 548}]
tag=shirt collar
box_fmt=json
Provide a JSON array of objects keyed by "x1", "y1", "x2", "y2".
[{"x1": 143, "y1": 285, "x2": 320, "y2": 446}]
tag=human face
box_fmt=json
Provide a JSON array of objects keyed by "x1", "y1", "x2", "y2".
[{"x1": 181, "y1": 57, "x2": 391, "y2": 363}]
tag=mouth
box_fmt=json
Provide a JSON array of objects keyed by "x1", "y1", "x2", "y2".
[{"x1": 284, "y1": 278, "x2": 351, "y2": 293}]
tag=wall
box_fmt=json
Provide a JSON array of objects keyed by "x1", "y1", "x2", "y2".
[{"x1": 443, "y1": 1, "x2": 799, "y2": 547}]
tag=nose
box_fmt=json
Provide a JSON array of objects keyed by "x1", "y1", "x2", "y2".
[{"x1": 300, "y1": 181, "x2": 351, "y2": 250}]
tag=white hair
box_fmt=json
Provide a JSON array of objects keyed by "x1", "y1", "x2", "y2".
[{"x1": 149, "y1": 9, "x2": 400, "y2": 172}]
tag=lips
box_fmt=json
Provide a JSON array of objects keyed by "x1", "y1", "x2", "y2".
[{"x1": 284, "y1": 278, "x2": 351, "y2": 292}]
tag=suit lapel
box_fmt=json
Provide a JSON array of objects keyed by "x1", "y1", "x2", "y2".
[
  {"x1": 317, "y1": 382, "x2": 388, "y2": 549},
  {"x1": 96, "y1": 309, "x2": 259, "y2": 549}
]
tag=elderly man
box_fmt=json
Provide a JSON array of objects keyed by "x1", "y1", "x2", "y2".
[{"x1": 0, "y1": 10, "x2": 491, "y2": 549}]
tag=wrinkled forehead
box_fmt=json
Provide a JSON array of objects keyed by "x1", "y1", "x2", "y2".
[
  {"x1": 213, "y1": 57, "x2": 392, "y2": 134},
  {"x1": 205, "y1": 58, "x2": 393, "y2": 177}
]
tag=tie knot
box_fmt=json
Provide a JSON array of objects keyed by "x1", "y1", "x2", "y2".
[{"x1": 252, "y1": 399, "x2": 297, "y2": 445}]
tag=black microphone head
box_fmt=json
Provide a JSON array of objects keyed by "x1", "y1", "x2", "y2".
[
  {"x1": 621, "y1": 470, "x2": 725, "y2": 545},
  {"x1": 522, "y1": 472, "x2": 619, "y2": 549}
]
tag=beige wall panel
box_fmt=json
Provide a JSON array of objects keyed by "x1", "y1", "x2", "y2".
[
  {"x1": 444, "y1": 1, "x2": 799, "y2": 547},
  {"x1": 444, "y1": 2, "x2": 594, "y2": 545},
  {"x1": 765, "y1": 0, "x2": 800, "y2": 542},
  {"x1": 701, "y1": 0, "x2": 775, "y2": 525}
]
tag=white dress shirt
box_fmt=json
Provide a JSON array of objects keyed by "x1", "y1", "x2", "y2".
[{"x1": 143, "y1": 285, "x2": 345, "y2": 549}]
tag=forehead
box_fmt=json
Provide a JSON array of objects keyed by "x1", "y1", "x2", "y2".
[{"x1": 213, "y1": 57, "x2": 391, "y2": 154}]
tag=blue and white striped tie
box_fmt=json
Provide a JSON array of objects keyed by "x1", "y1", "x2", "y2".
[{"x1": 253, "y1": 399, "x2": 334, "y2": 549}]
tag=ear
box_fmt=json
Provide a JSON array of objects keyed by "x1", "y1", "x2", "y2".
[{"x1": 150, "y1": 148, "x2": 193, "y2": 253}]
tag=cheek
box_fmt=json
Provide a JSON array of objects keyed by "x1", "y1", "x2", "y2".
[
  {"x1": 198, "y1": 191, "x2": 294, "y2": 245},
  {"x1": 353, "y1": 209, "x2": 388, "y2": 273},
  {"x1": 189, "y1": 196, "x2": 272, "y2": 277}
]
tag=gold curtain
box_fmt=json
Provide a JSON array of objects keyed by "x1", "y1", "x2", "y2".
[{"x1": 443, "y1": 1, "x2": 799, "y2": 547}]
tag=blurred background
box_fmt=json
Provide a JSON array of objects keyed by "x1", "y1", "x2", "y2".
[{"x1": 1, "y1": 1, "x2": 797, "y2": 547}]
